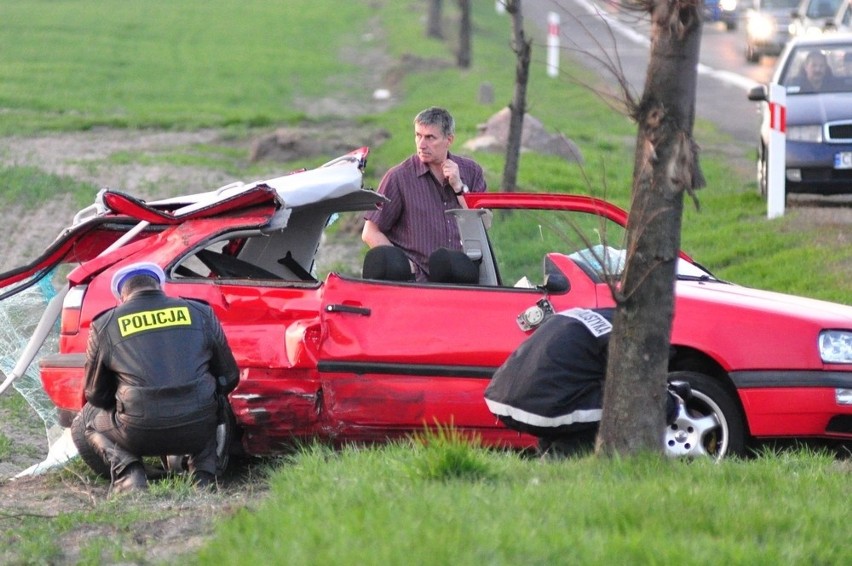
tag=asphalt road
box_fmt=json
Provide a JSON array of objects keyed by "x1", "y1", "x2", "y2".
[
  {"x1": 521, "y1": 0, "x2": 852, "y2": 208},
  {"x1": 521, "y1": 0, "x2": 772, "y2": 146}
]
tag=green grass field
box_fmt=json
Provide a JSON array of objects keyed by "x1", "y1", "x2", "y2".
[
  {"x1": 195, "y1": 439, "x2": 850, "y2": 565},
  {"x1": 0, "y1": 1, "x2": 849, "y2": 564}
]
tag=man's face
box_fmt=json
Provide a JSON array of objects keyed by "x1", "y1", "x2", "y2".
[
  {"x1": 414, "y1": 122, "x2": 453, "y2": 165},
  {"x1": 805, "y1": 56, "x2": 827, "y2": 82}
]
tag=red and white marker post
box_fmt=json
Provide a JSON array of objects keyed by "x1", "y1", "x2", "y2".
[
  {"x1": 547, "y1": 12, "x2": 559, "y2": 78},
  {"x1": 767, "y1": 83, "x2": 786, "y2": 219}
]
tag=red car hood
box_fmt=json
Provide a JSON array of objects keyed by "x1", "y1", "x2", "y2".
[
  {"x1": 679, "y1": 280, "x2": 852, "y2": 323},
  {"x1": 673, "y1": 279, "x2": 852, "y2": 370}
]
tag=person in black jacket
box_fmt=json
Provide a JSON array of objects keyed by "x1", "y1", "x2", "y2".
[
  {"x1": 485, "y1": 308, "x2": 614, "y2": 457},
  {"x1": 484, "y1": 307, "x2": 685, "y2": 457},
  {"x1": 76, "y1": 262, "x2": 239, "y2": 495}
]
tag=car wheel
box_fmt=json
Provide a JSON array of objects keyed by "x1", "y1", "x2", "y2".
[
  {"x1": 150, "y1": 402, "x2": 235, "y2": 477},
  {"x1": 215, "y1": 399, "x2": 236, "y2": 477},
  {"x1": 746, "y1": 44, "x2": 760, "y2": 64},
  {"x1": 70, "y1": 404, "x2": 111, "y2": 479},
  {"x1": 665, "y1": 371, "x2": 747, "y2": 460}
]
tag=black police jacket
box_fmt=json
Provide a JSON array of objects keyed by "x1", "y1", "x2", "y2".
[
  {"x1": 83, "y1": 289, "x2": 239, "y2": 427},
  {"x1": 484, "y1": 308, "x2": 614, "y2": 436}
]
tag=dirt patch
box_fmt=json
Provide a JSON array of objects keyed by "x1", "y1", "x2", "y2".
[{"x1": 0, "y1": 388, "x2": 263, "y2": 564}]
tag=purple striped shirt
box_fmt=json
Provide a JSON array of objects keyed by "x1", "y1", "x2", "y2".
[{"x1": 365, "y1": 152, "x2": 486, "y2": 281}]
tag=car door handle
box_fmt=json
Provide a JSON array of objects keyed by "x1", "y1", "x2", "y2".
[{"x1": 325, "y1": 304, "x2": 371, "y2": 316}]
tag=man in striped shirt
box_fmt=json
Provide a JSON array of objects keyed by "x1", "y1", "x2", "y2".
[{"x1": 362, "y1": 107, "x2": 486, "y2": 281}]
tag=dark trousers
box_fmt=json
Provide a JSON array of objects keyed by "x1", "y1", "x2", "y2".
[{"x1": 80, "y1": 402, "x2": 218, "y2": 476}]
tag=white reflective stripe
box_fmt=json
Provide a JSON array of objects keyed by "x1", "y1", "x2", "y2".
[
  {"x1": 558, "y1": 308, "x2": 612, "y2": 337},
  {"x1": 485, "y1": 398, "x2": 602, "y2": 428}
]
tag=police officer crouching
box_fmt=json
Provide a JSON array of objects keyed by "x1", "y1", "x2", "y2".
[
  {"x1": 74, "y1": 262, "x2": 239, "y2": 495},
  {"x1": 485, "y1": 308, "x2": 687, "y2": 457}
]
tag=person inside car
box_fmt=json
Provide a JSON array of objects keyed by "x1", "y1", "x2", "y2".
[
  {"x1": 788, "y1": 50, "x2": 841, "y2": 92},
  {"x1": 74, "y1": 262, "x2": 239, "y2": 495},
  {"x1": 361, "y1": 106, "x2": 487, "y2": 282}
]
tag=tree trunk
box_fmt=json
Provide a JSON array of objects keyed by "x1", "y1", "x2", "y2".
[
  {"x1": 502, "y1": 0, "x2": 531, "y2": 192},
  {"x1": 427, "y1": 0, "x2": 443, "y2": 39},
  {"x1": 596, "y1": 2, "x2": 705, "y2": 456},
  {"x1": 457, "y1": 0, "x2": 472, "y2": 68}
]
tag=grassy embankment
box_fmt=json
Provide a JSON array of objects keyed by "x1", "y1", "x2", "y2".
[{"x1": 0, "y1": 2, "x2": 848, "y2": 565}]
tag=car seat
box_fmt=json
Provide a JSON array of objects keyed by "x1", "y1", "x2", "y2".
[
  {"x1": 427, "y1": 248, "x2": 479, "y2": 284},
  {"x1": 362, "y1": 245, "x2": 414, "y2": 281}
]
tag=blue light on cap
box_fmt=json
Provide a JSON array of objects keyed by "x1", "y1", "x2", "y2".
[{"x1": 110, "y1": 262, "x2": 166, "y2": 299}]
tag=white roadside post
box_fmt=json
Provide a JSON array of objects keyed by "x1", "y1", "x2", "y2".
[
  {"x1": 767, "y1": 83, "x2": 786, "y2": 219},
  {"x1": 547, "y1": 12, "x2": 559, "y2": 78}
]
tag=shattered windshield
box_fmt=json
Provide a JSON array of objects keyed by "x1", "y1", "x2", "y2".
[{"x1": 0, "y1": 268, "x2": 64, "y2": 450}]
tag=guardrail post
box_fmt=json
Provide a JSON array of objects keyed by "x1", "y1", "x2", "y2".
[
  {"x1": 767, "y1": 83, "x2": 786, "y2": 219},
  {"x1": 547, "y1": 12, "x2": 559, "y2": 78}
]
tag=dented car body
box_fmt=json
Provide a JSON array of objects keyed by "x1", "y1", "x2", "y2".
[{"x1": 1, "y1": 148, "x2": 850, "y2": 461}]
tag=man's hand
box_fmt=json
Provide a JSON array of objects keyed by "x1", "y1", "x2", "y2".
[{"x1": 441, "y1": 159, "x2": 462, "y2": 192}]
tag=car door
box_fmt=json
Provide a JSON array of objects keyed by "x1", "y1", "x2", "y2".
[
  {"x1": 315, "y1": 195, "x2": 626, "y2": 446},
  {"x1": 317, "y1": 273, "x2": 551, "y2": 446}
]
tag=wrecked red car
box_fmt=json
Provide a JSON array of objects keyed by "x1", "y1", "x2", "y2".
[{"x1": 0, "y1": 148, "x2": 850, "y2": 468}]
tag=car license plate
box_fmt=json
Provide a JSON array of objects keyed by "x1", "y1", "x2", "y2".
[{"x1": 834, "y1": 152, "x2": 852, "y2": 169}]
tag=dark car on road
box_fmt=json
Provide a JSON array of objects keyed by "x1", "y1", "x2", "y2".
[
  {"x1": 705, "y1": 0, "x2": 741, "y2": 29},
  {"x1": 748, "y1": 34, "x2": 852, "y2": 196}
]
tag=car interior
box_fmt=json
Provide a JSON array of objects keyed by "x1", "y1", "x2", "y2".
[{"x1": 169, "y1": 202, "x2": 632, "y2": 291}]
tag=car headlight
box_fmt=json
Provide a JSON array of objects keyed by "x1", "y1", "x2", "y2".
[
  {"x1": 786, "y1": 125, "x2": 823, "y2": 143},
  {"x1": 720, "y1": 0, "x2": 737, "y2": 11},
  {"x1": 819, "y1": 330, "x2": 852, "y2": 363},
  {"x1": 748, "y1": 15, "x2": 776, "y2": 40}
]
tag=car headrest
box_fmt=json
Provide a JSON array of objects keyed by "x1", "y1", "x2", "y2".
[
  {"x1": 362, "y1": 245, "x2": 413, "y2": 281},
  {"x1": 428, "y1": 248, "x2": 479, "y2": 284}
]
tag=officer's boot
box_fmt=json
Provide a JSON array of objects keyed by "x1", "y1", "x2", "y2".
[{"x1": 111, "y1": 462, "x2": 148, "y2": 496}]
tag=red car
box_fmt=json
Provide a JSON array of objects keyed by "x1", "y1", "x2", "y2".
[{"x1": 1, "y1": 148, "x2": 850, "y2": 468}]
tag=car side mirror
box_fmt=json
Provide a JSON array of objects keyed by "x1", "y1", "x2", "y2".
[
  {"x1": 541, "y1": 272, "x2": 569, "y2": 294},
  {"x1": 747, "y1": 85, "x2": 768, "y2": 101}
]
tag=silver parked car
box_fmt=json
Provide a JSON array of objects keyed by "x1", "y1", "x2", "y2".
[
  {"x1": 789, "y1": 0, "x2": 846, "y2": 37},
  {"x1": 748, "y1": 34, "x2": 852, "y2": 196}
]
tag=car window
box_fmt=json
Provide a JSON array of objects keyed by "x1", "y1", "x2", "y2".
[
  {"x1": 172, "y1": 209, "x2": 367, "y2": 283},
  {"x1": 485, "y1": 208, "x2": 627, "y2": 287},
  {"x1": 314, "y1": 210, "x2": 367, "y2": 279},
  {"x1": 780, "y1": 44, "x2": 852, "y2": 93},
  {"x1": 805, "y1": 0, "x2": 842, "y2": 17},
  {"x1": 762, "y1": 0, "x2": 801, "y2": 9}
]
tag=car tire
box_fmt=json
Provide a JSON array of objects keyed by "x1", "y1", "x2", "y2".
[
  {"x1": 70, "y1": 404, "x2": 111, "y2": 479},
  {"x1": 665, "y1": 371, "x2": 748, "y2": 459},
  {"x1": 215, "y1": 399, "x2": 236, "y2": 477},
  {"x1": 746, "y1": 44, "x2": 760, "y2": 64}
]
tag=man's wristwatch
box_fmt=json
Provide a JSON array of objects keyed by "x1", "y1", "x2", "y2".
[{"x1": 455, "y1": 184, "x2": 469, "y2": 195}]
